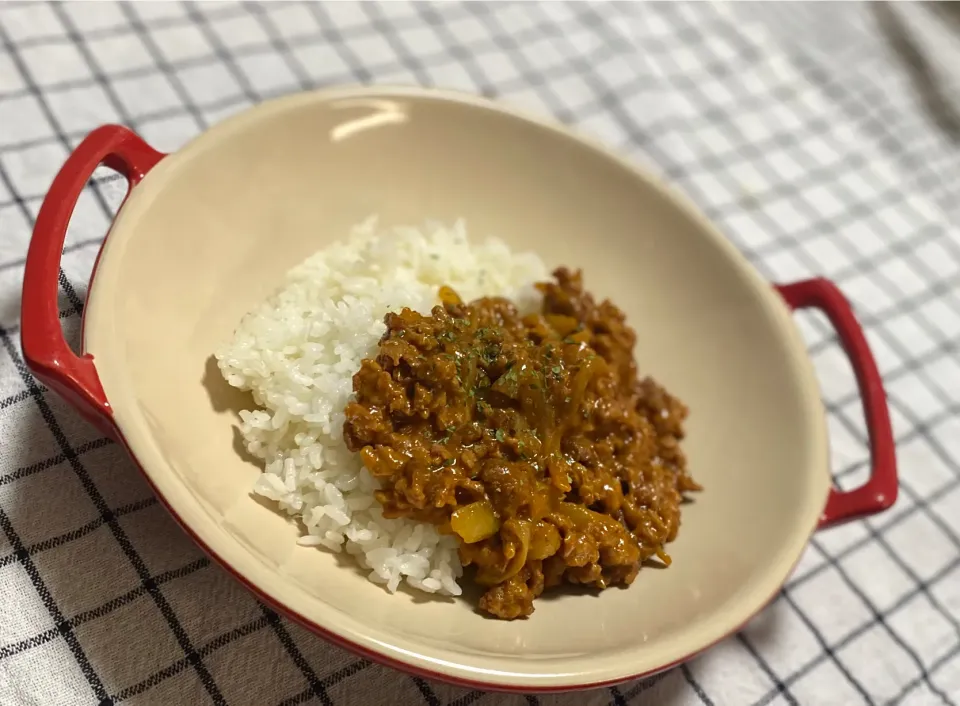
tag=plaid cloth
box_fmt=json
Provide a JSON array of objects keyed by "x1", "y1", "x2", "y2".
[{"x1": 1, "y1": 2, "x2": 959, "y2": 704}]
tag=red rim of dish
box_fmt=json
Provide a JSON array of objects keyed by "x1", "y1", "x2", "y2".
[{"x1": 19, "y1": 123, "x2": 899, "y2": 693}]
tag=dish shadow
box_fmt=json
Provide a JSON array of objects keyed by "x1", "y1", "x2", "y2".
[
  {"x1": 533, "y1": 556, "x2": 668, "y2": 608},
  {"x1": 200, "y1": 353, "x2": 261, "y2": 469},
  {"x1": 201, "y1": 353, "x2": 253, "y2": 415}
]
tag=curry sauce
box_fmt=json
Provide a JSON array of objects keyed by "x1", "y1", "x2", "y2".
[{"x1": 343, "y1": 268, "x2": 699, "y2": 619}]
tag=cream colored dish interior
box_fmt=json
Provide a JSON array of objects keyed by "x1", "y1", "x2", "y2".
[{"x1": 83, "y1": 87, "x2": 829, "y2": 689}]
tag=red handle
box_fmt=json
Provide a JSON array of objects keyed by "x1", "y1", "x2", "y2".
[
  {"x1": 21, "y1": 125, "x2": 164, "y2": 439},
  {"x1": 777, "y1": 278, "x2": 898, "y2": 529}
]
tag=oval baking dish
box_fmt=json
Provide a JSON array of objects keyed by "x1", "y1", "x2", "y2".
[{"x1": 21, "y1": 86, "x2": 897, "y2": 692}]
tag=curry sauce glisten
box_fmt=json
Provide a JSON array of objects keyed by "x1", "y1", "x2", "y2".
[{"x1": 344, "y1": 268, "x2": 700, "y2": 619}]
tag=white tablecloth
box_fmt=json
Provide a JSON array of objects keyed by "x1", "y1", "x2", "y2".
[{"x1": 1, "y1": 2, "x2": 958, "y2": 705}]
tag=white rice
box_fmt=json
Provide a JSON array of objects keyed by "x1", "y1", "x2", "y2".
[{"x1": 216, "y1": 217, "x2": 548, "y2": 596}]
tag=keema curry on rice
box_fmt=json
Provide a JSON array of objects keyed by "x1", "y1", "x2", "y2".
[{"x1": 345, "y1": 267, "x2": 699, "y2": 619}]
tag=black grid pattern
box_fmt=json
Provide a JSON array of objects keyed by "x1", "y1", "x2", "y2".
[{"x1": 1, "y1": 2, "x2": 958, "y2": 704}]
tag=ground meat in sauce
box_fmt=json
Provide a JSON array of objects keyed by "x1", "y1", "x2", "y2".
[{"x1": 343, "y1": 267, "x2": 700, "y2": 619}]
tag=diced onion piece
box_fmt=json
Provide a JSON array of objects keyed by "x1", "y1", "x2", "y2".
[
  {"x1": 545, "y1": 314, "x2": 580, "y2": 337},
  {"x1": 438, "y1": 285, "x2": 463, "y2": 308},
  {"x1": 557, "y1": 502, "x2": 621, "y2": 533},
  {"x1": 450, "y1": 500, "x2": 500, "y2": 543}
]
